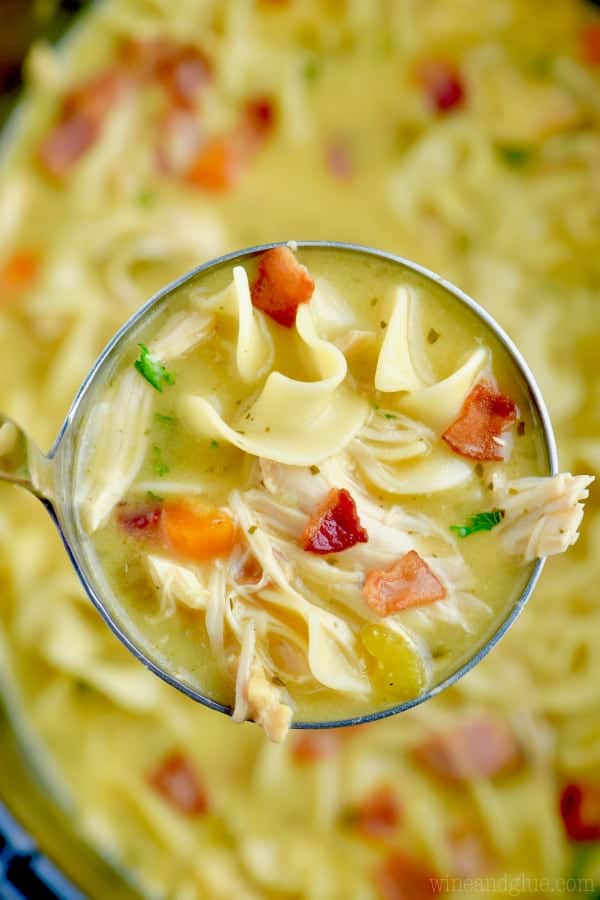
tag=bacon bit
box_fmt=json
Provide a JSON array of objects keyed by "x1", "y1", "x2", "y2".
[
  {"x1": 155, "y1": 45, "x2": 212, "y2": 108},
  {"x1": 375, "y1": 852, "x2": 442, "y2": 900},
  {"x1": 448, "y1": 825, "x2": 497, "y2": 877},
  {"x1": 291, "y1": 730, "x2": 340, "y2": 764},
  {"x1": 147, "y1": 751, "x2": 209, "y2": 816},
  {"x1": 442, "y1": 380, "x2": 518, "y2": 462},
  {"x1": 235, "y1": 554, "x2": 263, "y2": 585},
  {"x1": 418, "y1": 59, "x2": 466, "y2": 114},
  {"x1": 414, "y1": 717, "x2": 521, "y2": 782},
  {"x1": 243, "y1": 96, "x2": 276, "y2": 139},
  {"x1": 250, "y1": 246, "x2": 315, "y2": 328},
  {"x1": 117, "y1": 504, "x2": 162, "y2": 535},
  {"x1": 39, "y1": 68, "x2": 127, "y2": 178},
  {"x1": 363, "y1": 551, "x2": 446, "y2": 617},
  {"x1": 580, "y1": 24, "x2": 600, "y2": 66},
  {"x1": 560, "y1": 783, "x2": 600, "y2": 842},
  {"x1": 302, "y1": 488, "x2": 368, "y2": 555},
  {"x1": 0, "y1": 250, "x2": 40, "y2": 302},
  {"x1": 356, "y1": 786, "x2": 402, "y2": 840},
  {"x1": 326, "y1": 140, "x2": 354, "y2": 180}
]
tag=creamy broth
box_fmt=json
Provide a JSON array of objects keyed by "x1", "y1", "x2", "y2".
[{"x1": 75, "y1": 245, "x2": 554, "y2": 731}]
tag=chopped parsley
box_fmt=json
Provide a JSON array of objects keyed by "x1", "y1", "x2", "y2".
[
  {"x1": 134, "y1": 344, "x2": 175, "y2": 393},
  {"x1": 427, "y1": 328, "x2": 441, "y2": 344},
  {"x1": 155, "y1": 412, "x2": 176, "y2": 425},
  {"x1": 136, "y1": 188, "x2": 155, "y2": 207},
  {"x1": 248, "y1": 524, "x2": 258, "y2": 535},
  {"x1": 304, "y1": 56, "x2": 321, "y2": 82},
  {"x1": 495, "y1": 144, "x2": 533, "y2": 167},
  {"x1": 450, "y1": 509, "x2": 505, "y2": 538},
  {"x1": 384, "y1": 412, "x2": 397, "y2": 420},
  {"x1": 210, "y1": 439, "x2": 220, "y2": 449},
  {"x1": 370, "y1": 296, "x2": 379, "y2": 307},
  {"x1": 310, "y1": 465, "x2": 321, "y2": 475},
  {"x1": 147, "y1": 489, "x2": 164, "y2": 502},
  {"x1": 380, "y1": 320, "x2": 388, "y2": 329},
  {"x1": 152, "y1": 445, "x2": 169, "y2": 477}
]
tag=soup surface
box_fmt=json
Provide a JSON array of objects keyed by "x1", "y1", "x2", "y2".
[
  {"x1": 74, "y1": 244, "x2": 586, "y2": 737},
  {"x1": 0, "y1": 0, "x2": 599, "y2": 896}
]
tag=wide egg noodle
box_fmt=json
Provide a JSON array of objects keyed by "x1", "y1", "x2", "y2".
[
  {"x1": 179, "y1": 302, "x2": 369, "y2": 465},
  {"x1": 194, "y1": 266, "x2": 273, "y2": 383},
  {"x1": 375, "y1": 284, "x2": 433, "y2": 392}
]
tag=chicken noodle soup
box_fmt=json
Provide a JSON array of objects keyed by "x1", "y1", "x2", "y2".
[{"x1": 73, "y1": 244, "x2": 591, "y2": 740}]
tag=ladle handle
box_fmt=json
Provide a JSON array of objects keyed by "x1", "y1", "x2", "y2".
[{"x1": 0, "y1": 415, "x2": 53, "y2": 501}]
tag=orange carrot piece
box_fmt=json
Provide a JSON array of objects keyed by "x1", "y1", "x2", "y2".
[
  {"x1": 162, "y1": 500, "x2": 237, "y2": 560},
  {"x1": 186, "y1": 137, "x2": 242, "y2": 191},
  {"x1": 0, "y1": 251, "x2": 40, "y2": 303}
]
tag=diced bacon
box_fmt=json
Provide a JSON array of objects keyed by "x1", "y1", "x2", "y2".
[
  {"x1": 363, "y1": 550, "x2": 446, "y2": 617},
  {"x1": 291, "y1": 730, "x2": 340, "y2": 764},
  {"x1": 325, "y1": 140, "x2": 354, "y2": 180},
  {"x1": 302, "y1": 487, "x2": 368, "y2": 555},
  {"x1": 448, "y1": 825, "x2": 497, "y2": 876},
  {"x1": 580, "y1": 24, "x2": 600, "y2": 65},
  {"x1": 442, "y1": 380, "x2": 518, "y2": 462},
  {"x1": 117, "y1": 504, "x2": 162, "y2": 535},
  {"x1": 375, "y1": 852, "x2": 442, "y2": 900},
  {"x1": 155, "y1": 45, "x2": 212, "y2": 108},
  {"x1": 559, "y1": 783, "x2": 600, "y2": 842},
  {"x1": 147, "y1": 751, "x2": 209, "y2": 816},
  {"x1": 39, "y1": 68, "x2": 127, "y2": 177},
  {"x1": 235, "y1": 554, "x2": 263, "y2": 585},
  {"x1": 186, "y1": 136, "x2": 243, "y2": 191},
  {"x1": 356, "y1": 786, "x2": 402, "y2": 839},
  {"x1": 418, "y1": 59, "x2": 466, "y2": 113},
  {"x1": 413, "y1": 717, "x2": 521, "y2": 782},
  {"x1": 243, "y1": 96, "x2": 276, "y2": 140},
  {"x1": 250, "y1": 246, "x2": 315, "y2": 328}
]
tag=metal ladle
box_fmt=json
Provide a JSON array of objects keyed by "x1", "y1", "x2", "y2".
[{"x1": 0, "y1": 242, "x2": 558, "y2": 730}]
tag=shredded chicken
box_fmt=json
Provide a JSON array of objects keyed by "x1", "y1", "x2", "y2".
[
  {"x1": 232, "y1": 623, "x2": 293, "y2": 742},
  {"x1": 493, "y1": 473, "x2": 594, "y2": 561}
]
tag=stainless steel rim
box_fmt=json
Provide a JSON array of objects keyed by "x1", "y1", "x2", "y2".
[{"x1": 51, "y1": 241, "x2": 558, "y2": 730}]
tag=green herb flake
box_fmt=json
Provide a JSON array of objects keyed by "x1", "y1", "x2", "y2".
[
  {"x1": 495, "y1": 144, "x2": 533, "y2": 168},
  {"x1": 380, "y1": 320, "x2": 388, "y2": 329},
  {"x1": 147, "y1": 490, "x2": 164, "y2": 502},
  {"x1": 450, "y1": 509, "x2": 505, "y2": 538},
  {"x1": 370, "y1": 297, "x2": 379, "y2": 307},
  {"x1": 248, "y1": 525, "x2": 258, "y2": 535},
  {"x1": 309, "y1": 465, "x2": 320, "y2": 475},
  {"x1": 155, "y1": 412, "x2": 176, "y2": 425},
  {"x1": 136, "y1": 188, "x2": 155, "y2": 207},
  {"x1": 134, "y1": 344, "x2": 175, "y2": 393},
  {"x1": 304, "y1": 56, "x2": 321, "y2": 82},
  {"x1": 210, "y1": 439, "x2": 220, "y2": 449},
  {"x1": 384, "y1": 412, "x2": 397, "y2": 420},
  {"x1": 427, "y1": 328, "x2": 440, "y2": 344}
]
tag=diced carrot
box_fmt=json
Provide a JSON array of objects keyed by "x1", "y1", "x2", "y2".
[
  {"x1": 291, "y1": 731, "x2": 340, "y2": 764},
  {"x1": 560, "y1": 782, "x2": 600, "y2": 842},
  {"x1": 162, "y1": 500, "x2": 237, "y2": 560},
  {"x1": 302, "y1": 487, "x2": 369, "y2": 555},
  {"x1": 413, "y1": 717, "x2": 521, "y2": 782},
  {"x1": 186, "y1": 136, "x2": 243, "y2": 191},
  {"x1": 363, "y1": 551, "x2": 446, "y2": 617},
  {"x1": 356, "y1": 786, "x2": 402, "y2": 839},
  {"x1": 375, "y1": 852, "x2": 442, "y2": 900},
  {"x1": 580, "y1": 24, "x2": 600, "y2": 65},
  {"x1": 0, "y1": 250, "x2": 40, "y2": 300},
  {"x1": 250, "y1": 246, "x2": 315, "y2": 328},
  {"x1": 147, "y1": 751, "x2": 209, "y2": 816},
  {"x1": 442, "y1": 380, "x2": 518, "y2": 462}
]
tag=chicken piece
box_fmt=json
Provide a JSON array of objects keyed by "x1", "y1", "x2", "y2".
[
  {"x1": 493, "y1": 473, "x2": 594, "y2": 561},
  {"x1": 232, "y1": 624, "x2": 293, "y2": 742}
]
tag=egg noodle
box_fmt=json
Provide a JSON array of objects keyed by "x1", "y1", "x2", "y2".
[{"x1": 0, "y1": 0, "x2": 598, "y2": 897}]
